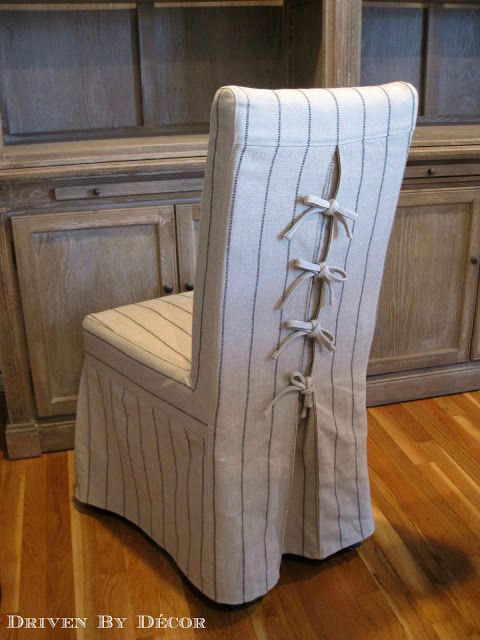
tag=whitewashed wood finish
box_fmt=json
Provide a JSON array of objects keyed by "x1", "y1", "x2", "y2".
[
  {"x1": 176, "y1": 204, "x2": 201, "y2": 291},
  {"x1": 12, "y1": 206, "x2": 177, "y2": 417},
  {"x1": 369, "y1": 188, "x2": 480, "y2": 375}
]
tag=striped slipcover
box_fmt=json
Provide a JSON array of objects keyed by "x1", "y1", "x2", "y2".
[{"x1": 75, "y1": 82, "x2": 417, "y2": 605}]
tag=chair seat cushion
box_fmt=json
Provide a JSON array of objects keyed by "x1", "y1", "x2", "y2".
[{"x1": 82, "y1": 292, "x2": 193, "y2": 387}]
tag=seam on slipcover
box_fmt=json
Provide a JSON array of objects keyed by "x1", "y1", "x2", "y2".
[
  {"x1": 228, "y1": 128, "x2": 413, "y2": 149},
  {"x1": 85, "y1": 352, "x2": 205, "y2": 425}
]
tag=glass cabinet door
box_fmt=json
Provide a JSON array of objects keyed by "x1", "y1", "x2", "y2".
[{"x1": 361, "y1": 1, "x2": 480, "y2": 125}]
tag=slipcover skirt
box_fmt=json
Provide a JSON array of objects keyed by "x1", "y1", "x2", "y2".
[{"x1": 75, "y1": 82, "x2": 417, "y2": 604}]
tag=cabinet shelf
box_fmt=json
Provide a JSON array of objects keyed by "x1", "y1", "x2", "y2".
[
  {"x1": 1, "y1": 133, "x2": 209, "y2": 170},
  {"x1": 0, "y1": 0, "x2": 295, "y2": 148},
  {"x1": 0, "y1": 0, "x2": 325, "y2": 155},
  {"x1": 3, "y1": 125, "x2": 480, "y2": 172}
]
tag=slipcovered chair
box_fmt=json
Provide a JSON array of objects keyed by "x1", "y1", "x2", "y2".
[{"x1": 75, "y1": 82, "x2": 417, "y2": 605}]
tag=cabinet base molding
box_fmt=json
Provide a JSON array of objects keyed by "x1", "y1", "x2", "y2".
[
  {"x1": 367, "y1": 362, "x2": 480, "y2": 407},
  {"x1": 5, "y1": 421, "x2": 42, "y2": 459},
  {"x1": 38, "y1": 419, "x2": 76, "y2": 453},
  {"x1": 6, "y1": 418, "x2": 75, "y2": 459}
]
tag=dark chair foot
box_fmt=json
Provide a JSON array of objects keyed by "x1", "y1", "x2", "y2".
[{"x1": 347, "y1": 542, "x2": 362, "y2": 550}]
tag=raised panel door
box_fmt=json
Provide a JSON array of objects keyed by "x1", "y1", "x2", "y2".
[{"x1": 12, "y1": 205, "x2": 177, "y2": 417}]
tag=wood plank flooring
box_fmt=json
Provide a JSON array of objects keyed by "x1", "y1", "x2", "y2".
[{"x1": 1, "y1": 392, "x2": 480, "y2": 639}]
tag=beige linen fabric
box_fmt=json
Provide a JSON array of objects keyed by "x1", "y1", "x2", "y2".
[{"x1": 75, "y1": 82, "x2": 417, "y2": 604}]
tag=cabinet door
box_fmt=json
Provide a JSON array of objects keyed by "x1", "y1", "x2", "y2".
[
  {"x1": 472, "y1": 274, "x2": 480, "y2": 361},
  {"x1": 369, "y1": 188, "x2": 480, "y2": 375},
  {"x1": 176, "y1": 204, "x2": 201, "y2": 292},
  {"x1": 12, "y1": 206, "x2": 177, "y2": 417}
]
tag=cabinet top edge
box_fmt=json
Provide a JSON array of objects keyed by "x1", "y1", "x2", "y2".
[
  {"x1": 1, "y1": 126, "x2": 479, "y2": 177},
  {"x1": 412, "y1": 125, "x2": 480, "y2": 149},
  {"x1": 0, "y1": 133, "x2": 210, "y2": 173}
]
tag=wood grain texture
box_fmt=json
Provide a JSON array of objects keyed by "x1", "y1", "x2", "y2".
[
  {"x1": 435, "y1": 7, "x2": 480, "y2": 118},
  {"x1": 369, "y1": 188, "x2": 480, "y2": 375},
  {"x1": 411, "y1": 125, "x2": 480, "y2": 149},
  {"x1": 149, "y1": 5, "x2": 284, "y2": 126},
  {"x1": 404, "y1": 163, "x2": 480, "y2": 180},
  {"x1": 175, "y1": 204, "x2": 201, "y2": 291},
  {"x1": 1, "y1": 126, "x2": 479, "y2": 173},
  {"x1": 472, "y1": 273, "x2": 480, "y2": 360},
  {"x1": 0, "y1": 213, "x2": 36, "y2": 427},
  {"x1": 137, "y1": 1, "x2": 157, "y2": 128},
  {"x1": 11, "y1": 206, "x2": 177, "y2": 418},
  {"x1": 0, "y1": 156, "x2": 206, "y2": 182},
  {"x1": 0, "y1": 454, "x2": 25, "y2": 615},
  {"x1": 360, "y1": 2, "x2": 480, "y2": 124},
  {"x1": 284, "y1": 0, "x2": 322, "y2": 88},
  {"x1": 367, "y1": 360, "x2": 480, "y2": 407},
  {"x1": 0, "y1": 115, "x2": 4, "y2": 162},
  {"x1": 1, "y1": 135, "x2": 209, "y2": 170},
  {"x1": 0, "y1": 4, "x2": 137, "y2": 9},
  {"x1": 321, "y1": 0, "x2": 362, "y2": 87},
  {"x1": 0, "y1": 0, "x2": 478, "y2": 147},
  {"x1": 423, "y1": 3, "x2": 441, "y2": 118},
  {"x1": 0, "y1": 9, "x2": 142, "y2": 135},
  {"x1": 361, "y1": 6, "x2": 424, "y2": 92},
  {"x1": 2, "y1": 391, "x2": 480, "y2": 638},
  {"x1": 54, "y1": 178, "x2": 203, "y2": 202}
]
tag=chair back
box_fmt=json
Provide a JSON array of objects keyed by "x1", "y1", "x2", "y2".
[{"x1": 191, "y1": 83, "x2": 417, "y2": 432}]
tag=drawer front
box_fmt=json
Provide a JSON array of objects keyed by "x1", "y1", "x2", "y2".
[
  {"x1": 7, "y1": 171, "x2": 204, "y2": 210},
  {"x1": 404, "y1": 163, "x2": 480, "y2": 180},
  {"x1": 12, "y1": 205, "x2": 177, "y2": 417},
  {"x1": 55, "y1": 177, "x2": 203, "y2": 201}
]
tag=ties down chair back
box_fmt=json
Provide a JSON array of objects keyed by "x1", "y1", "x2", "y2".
[
  {"x1": 189, "y1": 82, "x2": 416, "y2": 596},
  {"x1": 75, "y1": 83, "x2": 417, "y2": 605}
]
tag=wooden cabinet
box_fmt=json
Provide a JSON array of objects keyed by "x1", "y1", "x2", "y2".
[
  {"x1": 0, "y1": 0, "x2": 479, "y2": 458},
  {"x1": 355, "y1": 0, "x2": 480, "y2": 403},
  {"x1": 0, "y1": 152, "x2": 204, "y2": 458},
  {"x1": 369, "y1": 188, "x2": 480, "y2": 374},
  {"x1": 175, "y1": 185, "x2": 480, "y2": 407},
  {"x1": 2, "y1": 162, "x2": 480, "y2": 461},
  {"x1": 472, "y1": 283, "x2": 480, "y2": 362},
  {"x1": 0, "y1": 0, "x2": 325, "y2": 146},
  {"x1": 366, "y1": 182, "x2": 480, "y2": 406},
  {"x1": 12, "y1": 206, "x2": 176, "y2": 417}
]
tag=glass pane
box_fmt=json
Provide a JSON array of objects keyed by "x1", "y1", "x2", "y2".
[
  {"x1": 361, "y1": 7, "x2": 423, "y2": 98},
  {"x1": 150, "y1": 6, "x2": 284, "y2": 128},
  {"x1": 0, "y1": 10, "x2": 142, "y2": 136},
  {"x1": 436, "y1": 8, "x2": 480, "y2": 117}
]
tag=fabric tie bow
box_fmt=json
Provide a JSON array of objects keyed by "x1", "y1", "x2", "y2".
[
  {"x1": 271, "y1": 318, "x2": 335, "y2": 360},
  {"x1": 283, "y1": 194, "x2": 358, "y2": 240},
  {"x1": 278, "y1": 258, "x2": 348, "y2": 308},
  {"x1": 264, "y1": 370, "x2": 316, "y2": 418}
]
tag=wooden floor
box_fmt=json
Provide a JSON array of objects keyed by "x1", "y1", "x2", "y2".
[{"x1": 1, "y1": 392, "x2": 480, "y2": 639}]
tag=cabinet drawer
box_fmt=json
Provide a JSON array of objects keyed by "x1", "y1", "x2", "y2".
[
  {"x1": 54, "y1": 177, "x2": 203, "y2": 201},
  {"x1": 404, "y1": 163, "x2": 480, "y2": 180}
]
